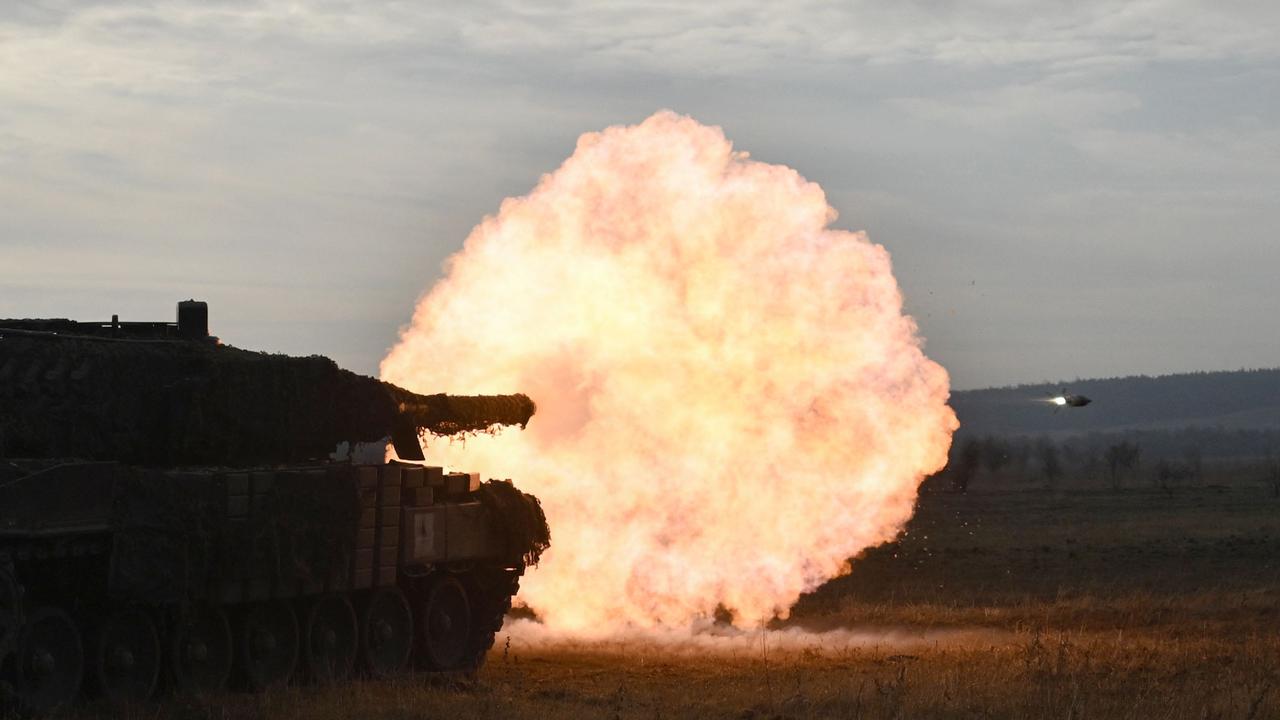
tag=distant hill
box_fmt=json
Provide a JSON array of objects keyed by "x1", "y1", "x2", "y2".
[{"x1": 951, "y1": 368, "x2": 1280, "y2": 437}]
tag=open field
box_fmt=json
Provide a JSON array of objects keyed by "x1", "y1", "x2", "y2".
[{"x1": 67, "y1": 486, "x2": 1280, "y2": 719}]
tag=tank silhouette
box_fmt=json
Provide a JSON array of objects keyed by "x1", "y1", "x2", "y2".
[{"x1": 0, "y1": 301, "x2": 549, "y2": 713}]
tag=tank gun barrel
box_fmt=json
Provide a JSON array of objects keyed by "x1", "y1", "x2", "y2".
[{"x1": 393, "y1": 392, "x2": 536, "y2": 436}]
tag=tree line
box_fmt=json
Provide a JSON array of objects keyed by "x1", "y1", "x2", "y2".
[{"x1": 930, "y1": 426, "x2": 1280, "y2": 496}]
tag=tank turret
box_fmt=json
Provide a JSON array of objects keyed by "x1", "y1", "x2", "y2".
[{"x1": 0, "y1": 302, "x2": 535, "y2": 465}]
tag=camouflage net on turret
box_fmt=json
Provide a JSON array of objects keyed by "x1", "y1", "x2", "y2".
[
  {"x1": 0, "y1": 331, "x2": 535, "y2": 467},
  {"x1": 476, "y1": 479, "x2": 551, "y2": 567}
]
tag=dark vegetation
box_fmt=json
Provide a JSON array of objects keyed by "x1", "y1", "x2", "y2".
[{"x1": 935, "y1": 426, "x2": 1280, "y2": 495}]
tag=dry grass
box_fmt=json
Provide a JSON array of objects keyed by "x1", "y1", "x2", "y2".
[
  {"x1": 70, "y1": 485, "x2": 1280, "y2": 719},
  {"x1": 84, "y1": 627, "x2": 1279, "y2": 720}
]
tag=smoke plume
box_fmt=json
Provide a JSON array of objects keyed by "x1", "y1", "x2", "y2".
[{"x1": 382, "y1": 111, "x2": 956, "y2": 635}]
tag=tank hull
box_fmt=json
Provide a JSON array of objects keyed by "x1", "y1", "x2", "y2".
[{"x1": 0, "y1": 459, "x2": 546, "y2": 711}]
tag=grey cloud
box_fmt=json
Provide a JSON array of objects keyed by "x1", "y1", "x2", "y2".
[
  {"x1": 889, "y1": 83, "x2": 1143, "y2": 132},
  {"x1": 1, "y1": 1, "x2": 1277, "y2": 388}
]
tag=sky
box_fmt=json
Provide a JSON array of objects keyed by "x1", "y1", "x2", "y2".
[{"x1": 1, "y1": 1, "x2": 1277, "y2": 390}]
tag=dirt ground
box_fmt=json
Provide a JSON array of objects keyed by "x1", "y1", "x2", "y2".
[{"x1": 74, "y1": 485, "x2": 1280, "y2": 719}]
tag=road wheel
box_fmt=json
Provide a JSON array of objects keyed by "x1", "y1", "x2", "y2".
[
  {"x1": 92, "y1": 607, "x2": 160, "y2": 703},
  {"x1": 170, "y1": 606, "x2": 233, "y2": 695},
  {"x1": 12, "y1": 608, "x2": 83, "y2": 714},
  {"x1": 303, "y1": 595, "x2": 357, "y2": 683},
  {"x1": 238, "y1": 601, "x2": 298, "y2": 691},
  {"x1": 417, "y1": 576, "x2": 471, "y2": 671},
  {"x1": 0, "y1": 561, "x2": 20, "y2": 666},
  {"x1": 460, "y1": 568, "x2": 521, "y2": 673},
  {"x1": 358, "y1": 587, "x2": 412, "y2": 678}
]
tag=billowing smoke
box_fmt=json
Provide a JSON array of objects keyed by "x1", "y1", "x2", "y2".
[{"x1": 382, "y1": 111, "x2": 956, "y2": 635}]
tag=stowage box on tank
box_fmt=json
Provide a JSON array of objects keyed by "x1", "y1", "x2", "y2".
[{"x1": 0, "y1": 302, "x2": 549, "y2": 714}]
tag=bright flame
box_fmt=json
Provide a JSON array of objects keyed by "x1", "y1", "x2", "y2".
[
  {"x1": 382, "y1": 111, "x2": 957, "y2": 635},
  {"x1": 1052, "y1": 396, "x2": 1068, "y2": 406}
]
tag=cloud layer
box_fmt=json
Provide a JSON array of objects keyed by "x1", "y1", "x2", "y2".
[{"x1": 2, "y1": 1, "x2": 1277, "y2": 387}]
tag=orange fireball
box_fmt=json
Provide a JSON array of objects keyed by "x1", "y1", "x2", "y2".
[{"x1": 382, "y1": 111, "x2": 957, "y2": 635}]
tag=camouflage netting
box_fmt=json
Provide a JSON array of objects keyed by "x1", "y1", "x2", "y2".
[
  {"x1": 107, "y1": 469, "x2": 229, "y2": 602},
  {"x1": 0, "y1": 330, "x2": 535, "y2": 467},
  {"x1": 0, "y1": 557, "x2": 18, "y2": 664},
  {"x1": 109, "y1": 468, "x2": 361, "y2": 601},
  {"x1": 476, "y1": 479, "x2": 551, "y2": 567},
  {"x1": 396, "y1": 393, "x2": 538, "y2": 437}
]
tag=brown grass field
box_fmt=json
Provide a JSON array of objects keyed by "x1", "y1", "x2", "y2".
[{"x1": 72, "y1": 483, "x2": 1280, "y2": 719}]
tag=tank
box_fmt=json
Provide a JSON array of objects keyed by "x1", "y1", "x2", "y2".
[{"x1": 0, "y1": 301, "x2": 550, "y2": 714}]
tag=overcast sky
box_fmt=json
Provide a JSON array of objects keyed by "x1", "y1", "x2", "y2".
[{"x1": 2, "y1": 1, "x2": 1277, "y2": 389}]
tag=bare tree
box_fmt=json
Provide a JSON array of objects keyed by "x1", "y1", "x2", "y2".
[
  {"x1": 1008, "y1": 442, "x2": 1032, "y2": 483},
  {"x1": 1105, "y1": 441, "x2": 1142, "y2": 490},
  {"x1": 1183, "y1": 445, "x2": 1203, "y2": 485},
  {"x1": 1081, "y1": 450, "x2": 1102, "y2": 484},
  {"x1": 1265, "y1": 452, "x2": 1280, "y2": 499},
  {"x1": 951, "y1": 438, "x2": 983, "y2": 494},
  {"x1": 980, "y1": 435, "x2": 1010, "y2": 479},
  {"x1": 1153, "y1": 460, "x2": 1191, "y2": 495},
  {"x1": 1105, "y1": 443, "x2": 1124, "y2": 490},
  {"x1": 1037, "y1": 437, "x2": 1062, "y2": 489}
]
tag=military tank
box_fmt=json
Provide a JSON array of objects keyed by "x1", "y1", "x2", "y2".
[{"x1": 0, "y1": 301, "x2": 549, "y2": 714}]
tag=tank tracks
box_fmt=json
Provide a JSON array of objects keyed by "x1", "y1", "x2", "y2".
[
  {"x1": 0, "y1": 557, "x2": 21, "y2": 694},
  {"x1": 462, "y1": 566, "x2": 523, "y2": 671},
  {"x1": 0, "y1": 558, "x2": 524, "y2": 715}
]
